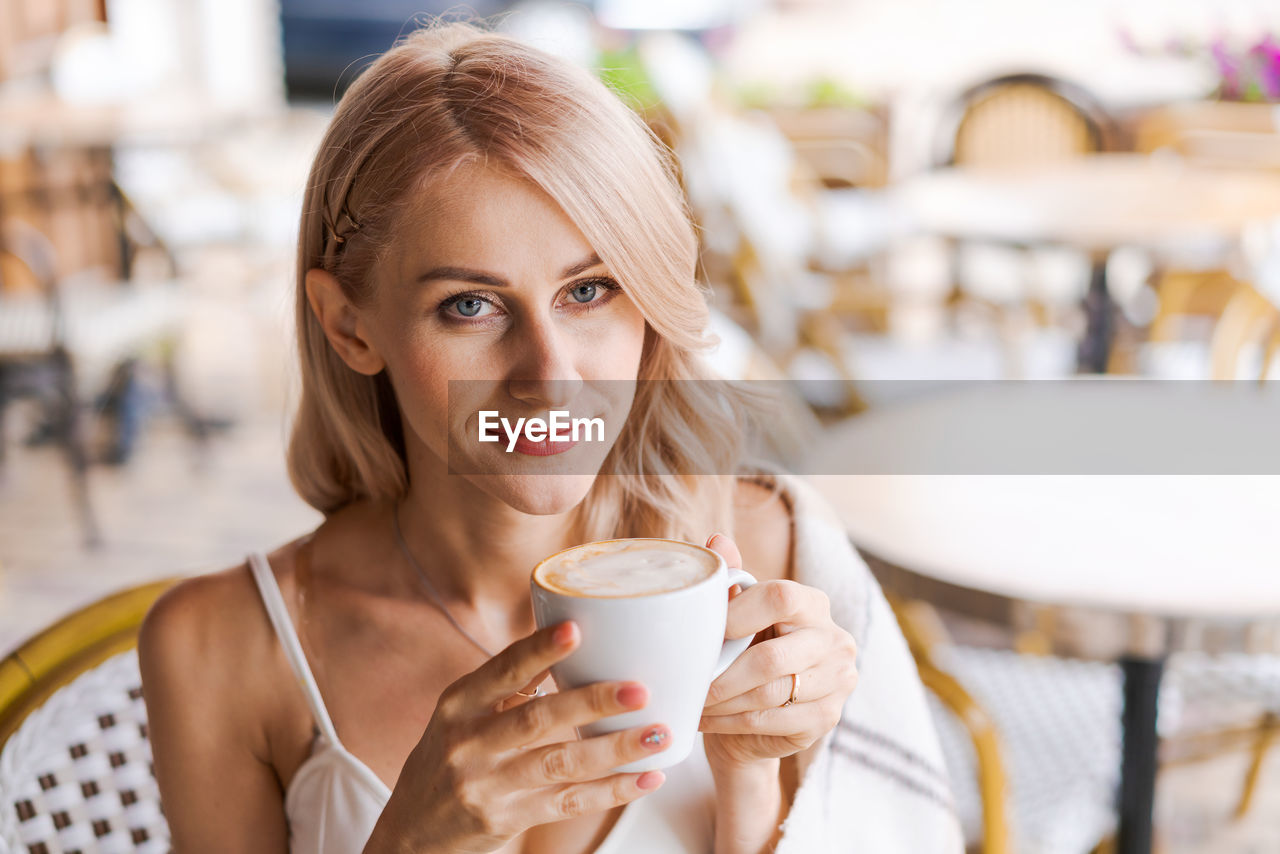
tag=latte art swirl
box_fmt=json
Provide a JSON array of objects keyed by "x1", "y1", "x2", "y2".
[{"x1": 536, "y1": 540, "x2": 718, "y2": 598}]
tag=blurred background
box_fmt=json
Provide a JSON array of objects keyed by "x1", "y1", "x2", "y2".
[{"x1": 2, "y1": 1, "x2": 1279, "y2": 853}]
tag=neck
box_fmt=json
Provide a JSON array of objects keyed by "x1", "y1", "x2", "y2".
[{"x1": 393, "y1": 441, "x2": 582, "y2": 638}]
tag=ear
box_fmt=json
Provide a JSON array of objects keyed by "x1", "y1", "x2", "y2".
[{"x1": 304, "y1": 268, "x2": 387, "y2": 376}]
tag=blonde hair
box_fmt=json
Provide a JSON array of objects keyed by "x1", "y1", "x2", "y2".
[{"x1": 287, "y1": 19, "x2": 776, "y2": 543}]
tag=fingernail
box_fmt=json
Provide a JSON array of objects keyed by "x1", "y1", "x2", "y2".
[
  {"x1": 640, "y1": 726, "x2": 669, "y2": 750},
  {"x1": 553, "y1": 622, "x2": 576, "y2": 647},
  {"x1": 706, "y1": 532, "x2": 724, "y2": 548},
  {"x1": 617, "y1": 683, "x2": 647, "y2": 708},
  {"x1": 637, "y1": 770, "x2": 665, "y2": 790}
]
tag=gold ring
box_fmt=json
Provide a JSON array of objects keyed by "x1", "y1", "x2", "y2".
[
  {"x1": 515, "y1": 683, "x2": 545, "y2": 698},
  {"x1": 781, "y1": 672, "x2": 799, "y2": 707}
]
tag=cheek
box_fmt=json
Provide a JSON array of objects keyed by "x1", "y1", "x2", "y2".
[
  {"x1": 383, "y1": 329, "x2": 457, "y2": 456},
  {"x1": 586, "y1": 302, "x2": 646, "y2": 378}
]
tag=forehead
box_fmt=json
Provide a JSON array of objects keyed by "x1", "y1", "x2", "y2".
[{"x1": 388, "y1": 161, "x2": 594, "y2": 281}]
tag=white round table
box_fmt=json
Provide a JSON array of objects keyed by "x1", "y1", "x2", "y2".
[{"x1": 802, "y1": 385, "x2": 1280, "y2": 854}]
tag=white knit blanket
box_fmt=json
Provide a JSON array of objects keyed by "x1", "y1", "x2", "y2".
[{"x1": 766, "y1": 472, "x2": 965, "y2": 853}]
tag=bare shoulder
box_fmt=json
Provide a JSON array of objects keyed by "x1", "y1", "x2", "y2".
[
  {"x1": 136, "y1": 544, "x2": 307, "y2": 850},
  {"x1": 141, "y1": 551, "x2": 279, "y2": 668},
  {"x1": 137, "y1": 539, "x2": 308, "y2": 741},
  {"x1": 732, "y1": 475, "x2": 795, "y2": 583}
]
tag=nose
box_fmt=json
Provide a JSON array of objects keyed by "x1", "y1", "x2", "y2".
[{"x1": 506, "y1": 315, "x2": 583, "y2": 410}]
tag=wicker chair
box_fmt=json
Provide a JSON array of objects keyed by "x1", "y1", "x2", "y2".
[
  {"x1": 890, "y1": 592, "x2": 1280, "y2": 854},
  {"x1": 933, "y1": 74, "x2": 1115, "y2": 359},
  {"x1": 0, "y1": 578, "x2": 178, "y2": 853},
  {"x1": 935, "y1": 73, "x2": 1114, "y2": 170}
]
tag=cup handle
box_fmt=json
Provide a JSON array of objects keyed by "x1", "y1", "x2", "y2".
[{"x1": 712, "y1": 568, "x2": 758, "y2": 679}]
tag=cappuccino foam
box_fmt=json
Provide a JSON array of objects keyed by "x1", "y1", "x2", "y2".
[{"x1": 537, "y1": 540, "x2": 717, "y2": 597}]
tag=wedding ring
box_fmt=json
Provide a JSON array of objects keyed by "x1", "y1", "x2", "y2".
[
  {"x1": 514, "y1": 685, "x2": 545, "y2": 698},
  {"x1": 781, "y1": 672, "x2": 799, "y2": 707}
]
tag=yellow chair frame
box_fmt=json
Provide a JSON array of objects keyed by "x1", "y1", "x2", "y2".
[
  {"x1": 0, "y1": 578, "x2": 179, "y2": 746},
  {"x1": 888, "y1": 595, "x2": 1012, "y2": 854}
]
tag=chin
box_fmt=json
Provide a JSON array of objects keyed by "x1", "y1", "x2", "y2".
[{"x1": 467, "y1": 472, "x2": 597, "y2": 515}]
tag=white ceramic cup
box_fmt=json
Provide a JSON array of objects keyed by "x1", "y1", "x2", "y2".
[{"x1": 530, "y1": 537, "x2": 757, "y2": 772}]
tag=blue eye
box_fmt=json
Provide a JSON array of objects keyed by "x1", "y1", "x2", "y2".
[
  {"x1": 440, "y1": 293, "x2": 497, "y2": 320},
  {"x1": 436, "y1": 278, "x2": 620, "y2": 325},
  {"x1": 456, "y1": 297, "x2": 485, "y2": 317}
]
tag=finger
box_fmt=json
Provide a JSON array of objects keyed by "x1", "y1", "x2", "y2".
[
  {"x1": 704, "y1": 628, "x2": 827, "y2": 708},
  {"x1": 482, "y1": 679, "x2": 652, "y2": 751},
  {"x1": 705, "y1": 533, "x2": 743, "y2": 571},
  {"x1": 504, "y1": 721, "x2": 672, "y2": 787},
  {"x1": 493, "y1": 667, "x2": 554, "y2": 714},
  {"x1": 705, "y1": 662, "x2": 829, "y2": 716},
  {"x1": 454, "y1": 621, "x2": 579, "y2": 713},
  {"x1": 698, "y1": 701, "x2": 818, "y2": 736},
  {"x1": 724, "y1": 580, "x2": 829, "y2": 641},
  {"x1": 526, "y1": 770, "x2": 666, "y2": 826}
]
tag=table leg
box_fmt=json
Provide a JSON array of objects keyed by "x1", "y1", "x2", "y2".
[
  {"x1": 1117, "y1": 656, "x2": 1164, "y2": 854},
  {"x1": 1077, "y1": 254, "x2": 1115, "y2": 373}
]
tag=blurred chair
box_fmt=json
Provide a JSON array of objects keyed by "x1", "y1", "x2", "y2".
[
  {"x1": 1132, "y1": 102, "x2": 1280, "y2": 367},
  {"x1": 889, "y1": 595, "x2": 1118, "y2": 854},
  {"x1": 0, "y1": 578, "x2": 177, "y2": 853},
  {"x1": 637, "y1": 33, "x2": 903, "y2": 415},
  {"x1": 890, "y1": 591, "x2": 1280, "y2": 854},
  {"x1": 891, "y1": 595, "x2": 1012, "y2": 854},
  {"x1": 0, "y1": 218, "x2": 100, "y2": 544},
  {"x1": 1139, "y1": 279, "x2": 1280, "y2": 380},
  {"x1": 765, "y1": 105, "x2": 890, "y2": 190},
  {"x1": 935, "y1": 73, "x2": 1114, "y2": 169},
  {"x1": 1206, "y1": 282, "x2": 1280, "y2": 381},
  {"x1": 0, "y1": 212, "x2": 196, "y2": 547},
  {"x1": 933, "y1": 73, "x2": 1115, "y2": 361}
]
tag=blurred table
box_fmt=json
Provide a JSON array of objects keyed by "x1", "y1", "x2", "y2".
[
  {"x1": 802, "y1": 386, "x2": 1280, "y2": 854},
  {"x1": 889, "y1": 153, "x2": 1280, "y2": 371}
]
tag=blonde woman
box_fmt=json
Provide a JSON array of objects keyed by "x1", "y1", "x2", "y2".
[{"x1": 139, "y1": 20, "x2": 961, "y2": 854}]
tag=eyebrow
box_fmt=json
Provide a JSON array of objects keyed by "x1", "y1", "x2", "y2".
[{"x1": 416, "y1": 253, "x2": 603, "y2": 287}]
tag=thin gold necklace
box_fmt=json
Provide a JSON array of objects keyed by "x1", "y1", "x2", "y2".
[
  {"x1": 392, "y1": 501, "x2": 547, "y2": 699},
  {"x1": 393, "y1": 499, "x2": 497, "y2": 658}
]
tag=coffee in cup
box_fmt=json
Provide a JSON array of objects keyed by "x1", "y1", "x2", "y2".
[
  {"x1": 533, "y1": 539, "x2": 719, "y2": 598},
  {"x1": 531, "y1": 538, "x2": 756, "y2": 772}
]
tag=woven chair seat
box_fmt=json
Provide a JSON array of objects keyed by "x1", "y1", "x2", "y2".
[
  {"x1": 1163, "y1": 652, "x2": 1280, "y2": 736},
  {"x1": 929, "y1": 645, "x2": 1121, "y2": 854},
  {"x1": 0, "y1": 649, "x2": 169, "y2": 854}
]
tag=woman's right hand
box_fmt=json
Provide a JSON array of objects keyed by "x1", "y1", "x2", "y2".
[{"x1": 363, "y1": 620, "x2": 670, "y2": 854}]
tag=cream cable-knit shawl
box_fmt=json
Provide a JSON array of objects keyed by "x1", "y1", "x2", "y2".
[{"x1": 748, "y1": 471, "x2": 965, "y2": 853}]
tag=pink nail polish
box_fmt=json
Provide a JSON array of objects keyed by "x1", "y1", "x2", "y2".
[
  {"x1": 553, "y1": 621, "x2": 576, "y2": 647},
  {"x1": 637, "y1": 770, "x2": 665, "y2": 790},
  {"x1": 617, "y1": 683, "x2": 647, "y2": 708}
]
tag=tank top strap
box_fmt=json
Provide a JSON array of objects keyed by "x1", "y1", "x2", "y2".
[{"x1": 246, "y1": 550, "x2": 342, "y2": 746}]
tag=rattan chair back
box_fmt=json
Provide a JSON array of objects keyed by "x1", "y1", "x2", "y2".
[
  {"x1": 936, "y1": 73, "x2": 1113, "y2": 168},
  {"x1": 0, "y1": 579, "x2": 178, "y2": 853}
]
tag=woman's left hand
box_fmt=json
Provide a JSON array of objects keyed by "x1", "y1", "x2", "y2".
[{"x1": 699, "y1": 534, "x2": 859, "y2": 771}]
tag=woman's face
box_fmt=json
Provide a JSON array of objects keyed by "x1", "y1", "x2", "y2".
[{"x1": 366, "y1": 162, "x2": 646, "y2": 514}]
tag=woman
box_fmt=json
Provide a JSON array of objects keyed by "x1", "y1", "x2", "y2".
[{"x1": 139, "y1": 20, "x2": 960, "y2": 854}]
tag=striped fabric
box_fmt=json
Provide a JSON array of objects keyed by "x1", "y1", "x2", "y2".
[{"x1": 768, "y1": 471, "x2": 966, "y2": 853}]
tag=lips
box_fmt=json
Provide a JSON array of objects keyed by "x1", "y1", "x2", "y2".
[
  {"x1": 512, "y1": 435, "x2": 578, "y2": 456},
  {"x1": 475, "y1": 412, "x2": 592, "y2": 456}
]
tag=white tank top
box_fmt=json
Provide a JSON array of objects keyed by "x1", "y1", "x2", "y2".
[{"x1": 247, "y1": 551, "x2": 716, "y2": 853}]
